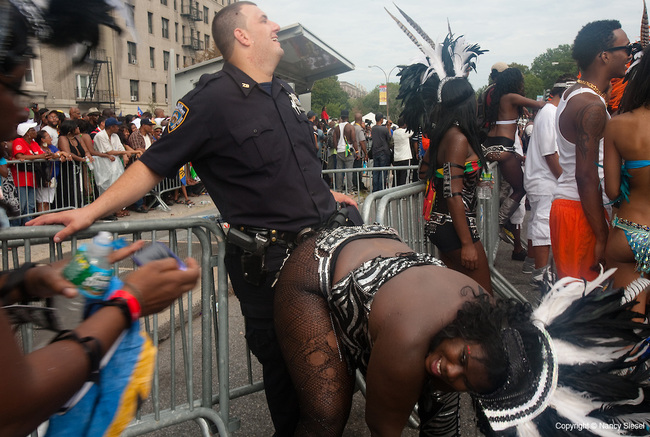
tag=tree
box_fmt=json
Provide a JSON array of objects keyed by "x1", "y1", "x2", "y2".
[
  {"x1": 530, "y1": 44, "x2": 578, "y2": 91},
  {"x1": 311, "y1": 76, "x2": 349, "y2": 118}
]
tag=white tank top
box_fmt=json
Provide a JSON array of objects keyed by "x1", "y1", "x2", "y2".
[
  {"x1": 553, "y1": 87, "x2": 610, "y2": 205},
  {"x1": 336, "y1": 121, "x2": 349, "y2": 153}
]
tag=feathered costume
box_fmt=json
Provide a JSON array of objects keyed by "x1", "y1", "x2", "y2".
[
  {"x1": 387, "y1": 5, "x2": 486, "y2": 135},
  {"x1": 475, "y1": 269, "x2": 650, "y2": 436}
]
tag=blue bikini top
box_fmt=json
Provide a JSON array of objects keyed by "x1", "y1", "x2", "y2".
[{"x1": 618, "y1": 160, "x2": 650, "y2": 203}]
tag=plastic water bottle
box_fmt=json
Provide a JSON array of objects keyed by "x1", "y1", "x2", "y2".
[
  {"x1": 477, "y1": 172, "x2": 493, "y2": 200},
  {"x1": 63, "y1": 231, "x2": 114, "y2": 299},
  {"x1": 85, "y1": 155, "x2": 94, "y2": 171}
]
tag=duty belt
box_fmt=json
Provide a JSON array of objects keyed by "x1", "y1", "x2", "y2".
[
  {"x1": 229, "y1": 207, "x2": 352, "y2": 253},
  {"x1": 231, "y1": 226, "x2": 308, "y2": 250}
]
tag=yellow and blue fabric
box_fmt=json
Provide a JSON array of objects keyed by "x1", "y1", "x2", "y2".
[
  {"x1": 45, "y1": 277, "x2": 156, "y2": 437},
  {"x1": 179, "y1": 165, "x2": 186, "y2": 186}
]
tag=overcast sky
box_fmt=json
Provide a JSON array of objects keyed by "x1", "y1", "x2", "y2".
[{"x1": 256, "y1": 0, "x2": 648, "y2": 92}]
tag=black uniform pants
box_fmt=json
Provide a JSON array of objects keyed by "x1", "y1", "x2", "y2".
[{"x1": 224, "y1": 243, "x2": 299, "y2": 437}]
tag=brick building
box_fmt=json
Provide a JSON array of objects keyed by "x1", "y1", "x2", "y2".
[{"x1": 23, "y1": 0, "x2": 231, "y2": 116}]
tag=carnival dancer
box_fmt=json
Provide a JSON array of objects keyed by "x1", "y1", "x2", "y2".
[
  {"x1": 484, "y1": 68, "x2": 545, "y2": 236},
  {"x1": 604, "y1": 43, "x2": 650, "y2": 316},
  {"x1": 388, "y1": 11, "x2": 491, "y2": 293}
]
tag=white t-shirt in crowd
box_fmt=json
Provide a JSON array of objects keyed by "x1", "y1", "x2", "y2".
[
  {"x1": 524, "y1": 103, "x2": 558, "y2": 196},
  {"x1": 392, "y1": 127, "x2": 413, "y2": 162}
]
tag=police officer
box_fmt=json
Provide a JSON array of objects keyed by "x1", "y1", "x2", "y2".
[{"x1": 29, "y1": 2, "x2": 359, "y2": 435}]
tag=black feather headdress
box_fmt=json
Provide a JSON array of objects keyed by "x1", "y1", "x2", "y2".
[
  {"x1": 475, "y1": 269, "x2": 650, "y2": 436},
  {"x1": 387, "y1": 5, "x2": 487, "y2": 133}
]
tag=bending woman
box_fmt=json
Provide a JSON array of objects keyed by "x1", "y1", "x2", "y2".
[
  {"x1": 604, "y1": 45, "x2": 650, "y2": 315},
  {"x1": 484, "y1": 68, "x2": 545, "y2": 229},
  {"x1": 274, "y1": 225, "x2": 650, "y2": 436},
  {"x1": 418, "y1": 78, "x2": 492, "y2": 293}
]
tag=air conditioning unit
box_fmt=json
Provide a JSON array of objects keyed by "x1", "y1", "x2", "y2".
[
  {"x1": 165, "y1": 98, "x2": 168, "y2": 104},
  {"x1": 131, "y1": 59, "x2": 137, "y2": 64},
  {"x1": 130, "y1": 96, "x2": 137, "y2": 101}
]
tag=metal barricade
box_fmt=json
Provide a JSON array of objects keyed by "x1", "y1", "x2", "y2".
[
  {"x1": 359, "y1": 165, "x2": 526, "y2": 301},
  {"x1": 146, "y1": 174, "x2": 183, "y2": 212},
  {"x1": 360, "y1": 181, "x2": 432, "y2": 254},
  {"x1": 0, "y1": 218, "x2": 266, "y2": 436},
  {"x1": 5, "y1": 159, "x2": 97, "y2": 223},
  {"x1": 4, "y1": 159, "x2": 184, "y2": 221},
  {"x1": 322, "y1": 164, "x2": 418, "y2": 195}
]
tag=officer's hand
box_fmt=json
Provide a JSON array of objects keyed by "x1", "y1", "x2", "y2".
[
  {"x1": 26, "y1": 207, "x2": 97, "y2": 243},
  {"x1": 330, "y1": 190, "x2": 358, "y2": 208}
]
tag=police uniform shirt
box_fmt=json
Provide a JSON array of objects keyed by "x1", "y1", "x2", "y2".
[{"x1": 140, "y1": 62, "x2": 336, "y2": 232}]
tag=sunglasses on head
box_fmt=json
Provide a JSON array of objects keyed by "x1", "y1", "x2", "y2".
[{"x1": 604, "y1": 43, "x2": 634, "y2": 56}]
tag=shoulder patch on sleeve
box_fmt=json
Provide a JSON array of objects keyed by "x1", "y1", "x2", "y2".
[{"x1": 168, "y1": 101, "x2": 190, "y2": 133}]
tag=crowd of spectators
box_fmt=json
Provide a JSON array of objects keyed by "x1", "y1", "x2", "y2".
[{"x1": 0, "y1": 106, "x2": 204, "y2": 226}]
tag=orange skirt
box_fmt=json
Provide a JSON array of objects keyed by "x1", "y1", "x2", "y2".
[{"x1": 550, "y1": 199, "x2": 608, "y2": 281}]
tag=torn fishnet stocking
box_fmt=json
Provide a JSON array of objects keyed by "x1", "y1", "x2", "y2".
[{"x1": 275, "y1": 238, "x2": 355, "y2": 436}]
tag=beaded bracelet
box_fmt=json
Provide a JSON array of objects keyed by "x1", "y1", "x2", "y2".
[{"x1": 50, "y1": 330, "x2": 103, "y2": 382}]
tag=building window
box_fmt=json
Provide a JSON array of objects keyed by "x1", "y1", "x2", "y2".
[
  {"x1": 176, "y1": 54, "x2": 180, "y2": 69},
  {"x1": 204, "y1": 34, "x2": 210, "y2": 51},
  {"x1": 147, "y1": 12, "x2": 153, "y2": 34},
  {"x1": 163, "y1": 50, "x2": 170, "y2": 71},
  {"x1": 24, "y1": 59, "x2": 34, "y2": 83},
  {"x1": 175, "y1": 22, "x2": 179, "y2": 42},
  {"x1": 183, "y1": 56, "x2": 187, "y2": 67},
  {"x1": 173, "y1": 0, "x2": 177, "y2": 10},
  {"x1": 130, "y1": 80, "x2": 139, "y2": 101},
  {"x1": 149, "y1": 47, "x2": 155, "y2": 68},
  {"x1": 152, "y1": 82, "x2": 157, "y2": 102},
  {"x1": 76, "y1": 74, "x2": 91, "y2": 99},
  {"x1": 182, "y1": 25, "x2": 186, "y2": 40},
  {"x1": 203, "y1": 6, "x2": 209, "y2": 24},
  {"x1": 165, "y1": 84, "x2": 168, "y2": 102},
  {"x1": 161, "y1": 18, "x2": 169, "y2": 39},
  {"x1": 160, "y1": 0, "x2": 167, "y2": 5},
  {"x1": 127, "y1": 41, "x2": 137, "y2": 64}
]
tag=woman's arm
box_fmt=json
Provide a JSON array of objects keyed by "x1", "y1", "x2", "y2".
[
  {"x1": 12, "y1": 153, "x2": 45, "y2": 161},
  {"x1": 506, "y1": 93, "x2": 547, "y2": 111},
  {"x1": 365, "y1": 323, "x2": 428, "y2": 436},
  {"x1": 0, "y1": 256, "x2": 200, "y2": 437},
  {"x1": 79, "y1": 134, "x2": 95, "y2": 162},
  {"x1": 442, "y1": 129, "x2": 480, "y2": 270},
  {"x1": 603, "y1": 120, "x2": 622, "y2": 201}
]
